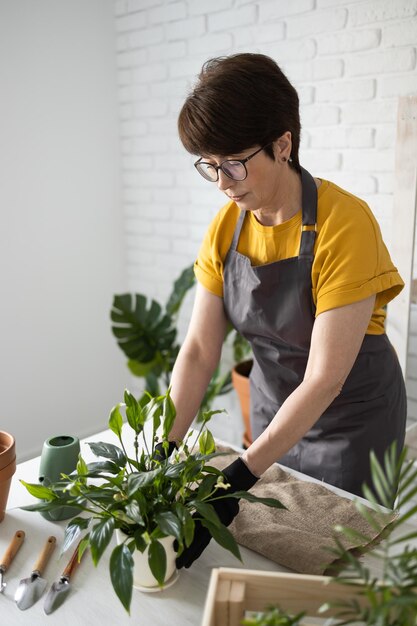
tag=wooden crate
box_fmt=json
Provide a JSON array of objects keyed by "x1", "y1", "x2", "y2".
[{"x1": 201, "y1": 567, "x2": 368, "y2": 626}]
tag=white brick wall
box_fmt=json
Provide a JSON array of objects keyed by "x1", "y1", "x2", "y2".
[{"x1": 113, "y1": 0, "x2": 417, "y2": 435}]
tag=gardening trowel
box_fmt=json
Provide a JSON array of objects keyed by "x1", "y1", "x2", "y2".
[
  {"x1": 14, "y1": 535, "x2": 56, "y2": 610},
  {"x1": 43, "y1": 540, "x2": 84, "y2": 614},
  {"x1": 0, "y1": 530, "x2": 25, "y2": 594}
]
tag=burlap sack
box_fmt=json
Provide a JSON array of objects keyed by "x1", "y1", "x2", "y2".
[{"x1": 212, "y1": 446, "x2": 395, "y2": 575}]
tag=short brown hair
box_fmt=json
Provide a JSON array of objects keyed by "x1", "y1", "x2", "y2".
[{"x1": 178, "y1": 53, "x2": 301, "y2": 171}]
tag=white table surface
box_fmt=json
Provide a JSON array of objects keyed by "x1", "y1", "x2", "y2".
[{"x1": 0, "y1": 427, "x2": 398, "y2": 626}]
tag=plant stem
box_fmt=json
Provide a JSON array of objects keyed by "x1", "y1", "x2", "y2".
[
  {"x1": 134, "y1": 434, "x2": 139, "y2": 466},
  {"x1": 118, "y1": 434, "x2": 135, "y2": 474},
  {"x1": 80, "y1": 491, "x2": 121, "y2": 522},
  {"x1": 189, "y1": 417, "x2": 207, "y2": 456}
]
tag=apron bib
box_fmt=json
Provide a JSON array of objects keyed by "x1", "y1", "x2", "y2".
[{"x1": 223, "y1": 167, "x2": 406, "y2": 496}]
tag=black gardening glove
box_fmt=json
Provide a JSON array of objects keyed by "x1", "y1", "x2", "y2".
[
  {"x1": 153, "y1": 440, "x2": 178, "y2": 461},
  {"x1": 176, "y1": 457, "x2": 258, "y2": 569}
]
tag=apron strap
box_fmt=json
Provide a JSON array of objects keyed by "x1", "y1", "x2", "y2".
[
  {"x1": 230, "y1": 209, "x2": 246, "y2": 251},
  {"x1": 229, "y1": 168, "x2": 317, "y2": 256},
  {"x1": 299, "y1": 167, "x2": 318, "y2": 259}
]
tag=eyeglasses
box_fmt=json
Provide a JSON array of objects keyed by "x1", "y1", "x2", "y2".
[{"x1": 194, "y1": 145, "x2": 268, "y2": 182}]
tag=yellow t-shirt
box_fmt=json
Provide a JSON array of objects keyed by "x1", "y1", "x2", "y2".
[{"x1": 194, "y1": 179, "x2": 404, "y2": 335}]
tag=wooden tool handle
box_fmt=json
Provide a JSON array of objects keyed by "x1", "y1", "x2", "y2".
[
  {"x1": 34, "y1": 536, "x2": 56, "y2": 574},
  {"x1": 62, "y1": 540, "x2": 85, "y2": 580},
  {"x1": 0, "y1": 530, "x2": 25, "y2": 570}
]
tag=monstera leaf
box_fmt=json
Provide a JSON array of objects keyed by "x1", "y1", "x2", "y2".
[{"x1": 111, "y1": 294, "x2": 177, "y2": 363}]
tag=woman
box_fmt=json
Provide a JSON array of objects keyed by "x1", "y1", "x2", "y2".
[{"x1": 165, "y1": 53, "x2": 406, "y2": 569}]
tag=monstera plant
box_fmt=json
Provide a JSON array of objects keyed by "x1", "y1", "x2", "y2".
[
  {"x1": 111, "y1": 266, "x2": 194, "y2": 395},
  {"x1": 111, "y1": 265, "x2": 233, "y2": 419}
]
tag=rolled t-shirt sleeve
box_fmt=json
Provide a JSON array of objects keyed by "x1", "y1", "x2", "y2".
[
  {"x1": 193, "y1": 205, "x2": 232, "y2": 298},
  {"x1": 313, "y1": 197, "x2": 404, "y2": 317},
  {"x1": 194, "y1": 256, "x2": 224, "y2": 297}
]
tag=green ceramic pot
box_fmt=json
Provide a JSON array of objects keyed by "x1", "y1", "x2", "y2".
[{"x1": 39, "y1": 435, "x2": 80, "y2": 521}]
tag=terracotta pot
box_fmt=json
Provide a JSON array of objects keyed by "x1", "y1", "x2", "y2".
[
  {"x1": 0, "y1": 431, "x2": 16, "y2": 523},
  {"x1": 231, "y1": 360, "x2": 253, "y2": 448},
  {"x1": 116, "y1": 530, "x2": 178, "y2": 592},
  {"x1": 0, "y1": 431, "x2": 15, "y2": 468}
]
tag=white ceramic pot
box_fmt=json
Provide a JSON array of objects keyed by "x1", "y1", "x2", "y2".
[{"x1": 116, "y1": 530, "x2": 178, "y2": 592}]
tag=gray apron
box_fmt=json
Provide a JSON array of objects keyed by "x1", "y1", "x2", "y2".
[{"x1": 223, "y1": 167, "x2": 406, "y2": 497}]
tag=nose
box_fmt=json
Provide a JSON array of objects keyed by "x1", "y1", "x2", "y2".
[{"x1": 217, "y1": 170, "x2": 233, "y2": 192}]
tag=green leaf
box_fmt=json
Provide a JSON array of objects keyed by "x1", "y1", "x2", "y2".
[
  {"x1": 133, "y1": 529, "x2": 147, "y2": 552},
  {"x1": 127, "y1": 468, "x2": 161, "y2": 495},
  {"x1": 333, "y1": 524, "x2": 372, "y2": 546},
  {"x1": 63, "y1": 517, "x2": 90, "y2": 553},
  {"x1": 198, "y1": 430, "x2": 216, "y2": 455},
  {"x1": 90, "y1": 518, "x2": 115, "y2": 566},
  {"x1": 383, "y1": 441, "x2": 398, "y2": 487},
  {"x1": 197, "y1": 475, "x2": 218, "y2": 500},
  {"x1": 20, "y1": 480, "x2": 56, "y2": 501},
  {"x1": 110, "y1": 544, "x2": 133, "y2": 613},
  {"x1": 232, "y1": 333, "x2": 252, "y2": 365},
  {"x1": 87, "y1": 442, "x2": 126, "y2": 468},
  {"x1": 125, "y1": 500, "x2": 144, "y2": 526},
  {"x1": 200, "y1": 409, "x2": 226, "y2": 424},
  {"x1": 369, "y1": 450, "x2": 392, "y2": 508},
  {"x1": 175, "y1": 503, "x2": 194, "y2": 547},
  {"x1": 78, "y1": 534, "x2": 90, "y2": 561},
  {"x1": 165, "y1": 264, "x2": 195, "y2": 317},
  {"x1": 164, "y1": 461, "x2": 186, "y2": 478},
  {"x1": 148, "y1": 539, "x2": 166, "y2": 586},
  {"x1": 111, "y1": 292, "x2": 177, "y2": 364},
  {"x1": 153, "y1": 406, "x2": 162, "y2": 435},
  {"x1": 127, "y1": 358, "x2": 157, "y2": 378},
  {"x1": 203, "y1": 519, "x2": 241, "y2": 561},
  {"x1": 124, "y1": 388, "x2": 137, "y2": 409},
  {"x1": 142, "y1": 395, "x2": 161, "y2": 420},
  {"x1": 162, "y1": 392, "x2": 176, "y2": 441},
  {"x1": 21, "y1": 497, "x2": 83, "y2": 512},
  {"x1": 144, "y1": 372, "x2": 162, "y2": 397},
  {"x1": 124, "y1": 390, "x2": 144, "y2": 433},
  {"x1": 155, "y1": 511, "x2": 182, "y2": 541},
  {"x1": 229, "y1": 491, "x2": 286, "y2": 509},
  {"x1": 76, "y1": 455, "x2": 88, "y2": 478},
  {"x1": 109, "y1": 404, "x2": 124, "y2": 438},
  {"x1": 192, "y1": 501, "x2": 221, "y2": 527},
  {"x1": 80, "y1": 487, "x2": 117, "y2": 505},
  {"x1": 391, "y1": 529, "x2": 417, "y2": 546},
  {"x1": 86, "y1": 461, "x2": 121, "y2": 475}
]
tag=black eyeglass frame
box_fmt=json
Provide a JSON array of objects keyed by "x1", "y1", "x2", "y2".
[{"x1": 194, "y1": 144, "x2": 269, "y2": 182}]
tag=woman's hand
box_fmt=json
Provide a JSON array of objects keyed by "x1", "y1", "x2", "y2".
[
  {"x1": 176, "y1": 457, "x2": 259, "y2": 569},
  {"x1": 153, "y1": 440, "x2": 177, "y2": 461}
]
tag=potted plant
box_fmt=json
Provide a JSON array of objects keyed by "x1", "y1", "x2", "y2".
[
  {"x1": 111, "y1": 265, "x2": 232, "y2": 420},
  {"x1": 20, "y1": 389, "x2": 285, "y2": 613}
]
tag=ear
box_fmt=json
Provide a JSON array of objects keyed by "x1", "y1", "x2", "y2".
[{"x1": 273, "y1": 131, "x2": 292, "y2": 160}]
